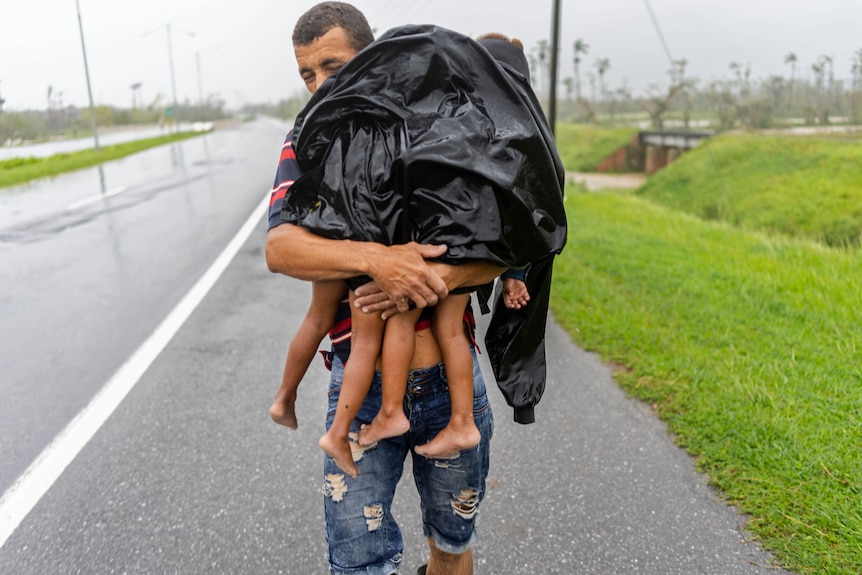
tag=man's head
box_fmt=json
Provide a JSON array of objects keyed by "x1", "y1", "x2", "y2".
[{"x1": 293, "y1": 2, "x2": 374, "y2": 93}]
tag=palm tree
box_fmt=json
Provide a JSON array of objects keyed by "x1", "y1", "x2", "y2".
[
  {"x1": 572, "y1": 38, "x2": 589, "y2": 102},
  {"x1": 784, "y1": 52, "x2": 798, "y2": 82},
  {"x1": 534, "y1": 39, "x2": 549, "y2": 96},
  {"x1": 853, "y1": 48, "x2": 862, "y2": 90},
  {"x1": 784, "y1": 52, "x2": 798, "y2": 115},
  {"x1": 823, "y1": 54, "x2": 834, "y2": 88},
  {"x1": 812, "y1": 58, "x2": 828, "y2": 124},
  {"x1": 594, "y1": 57, "x2": 611, "y2": 110},
  {"x1": 562, "y1": 76, "x2": 574, "y2": 101}
]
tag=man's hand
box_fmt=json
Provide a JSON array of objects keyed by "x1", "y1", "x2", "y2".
[
  {"x1": 353, "y1": 281, "x2": 401, "y2": 319},
  {"x1": 356, "y1": 251, "x2": 506, "y2": 319},
  {"x1": 358, "y1": 243, "x2": 449, "y2": 317}
]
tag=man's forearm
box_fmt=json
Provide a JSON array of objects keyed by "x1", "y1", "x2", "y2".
[
  {"x1": 266, "y1": 223, "x2": 450, "y2": 308},
  {"x1": 266, "y1": 224, "x2": 377, "y2": 281}
]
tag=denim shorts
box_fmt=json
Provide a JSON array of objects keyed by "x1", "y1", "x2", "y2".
[{"x1": 323, "y1": 347, "x2": 494, "y2": 575}]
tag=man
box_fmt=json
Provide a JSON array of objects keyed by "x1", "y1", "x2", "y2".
[{"x1": 266, "y1": 3, "x2": 503, "y2": 574}]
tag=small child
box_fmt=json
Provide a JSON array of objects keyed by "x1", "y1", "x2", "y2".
[
  {"x1": 358, "y1": 289, "x2": 481, "y2": 462},
  {"x1": 274, "y1": 275, "x2": 520, "y2": 477},
  {"x1": 319, "y1": 280, "x2": 481, "y2": 477}
]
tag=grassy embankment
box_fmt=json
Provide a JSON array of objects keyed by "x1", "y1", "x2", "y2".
[
  {"x1": 0, "y1": 131, "x2": 206, "y2": 189},
  {"x1": 553, "y1": 123, "x2": 638, "y2": 171},
  {"x1": 552, "y1": 128, "x2": 861, "y2": 574},
  {"x1": 637, "y1": 132, "x2": 862, "y2": 246}
]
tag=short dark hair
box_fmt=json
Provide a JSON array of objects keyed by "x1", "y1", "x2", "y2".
[{"x1": 292, "y1": 2, "x2": 374, "y2": 52}]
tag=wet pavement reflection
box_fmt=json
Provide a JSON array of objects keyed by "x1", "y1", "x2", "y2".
[{"x1": 0, "y1": 117, "x2": 289, "y2": 491}]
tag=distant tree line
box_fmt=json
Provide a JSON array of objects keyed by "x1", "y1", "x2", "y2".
[
  {"x1": 239, "y1": 91, "x2": 310, "y2": 123},
  {"x1": 0, "y1": 88, "x2": 228, "y2": 146},
  {"x1": 5, "y1": 44, "x2": 861, "y2": 145},
  {"x1": 528, "y1": 40, "x2": 862, "y2": 131}
]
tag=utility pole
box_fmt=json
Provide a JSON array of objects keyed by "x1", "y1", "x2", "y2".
[
  {"x1": 75, "y1": 0, "x2": 100, "y2": 151},
  {"x1": 144, "y1": 24, "x2": 194, "y2": 132},
  {"x1": 76, "y1": 0, "x2": 106, "y2": 194},
  {"x1": 167, "y1": 24, "x2": 179, "y2": 125},
  {"x1": 548, "y1": 0, "x2": 561, "y2": 137}
]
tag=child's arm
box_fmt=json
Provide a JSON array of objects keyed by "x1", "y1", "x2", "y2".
[{"x1": 270, "y1": 280, "x2": 345, "y2": 428}]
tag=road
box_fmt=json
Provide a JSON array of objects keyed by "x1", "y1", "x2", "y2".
[
  {"x1": 0, "y1": 120, "x2": 793, "y2": 574},
  {"x1": 0, "y1": 123, "x2": 211, "y2": 161},
  {"x1": 0, "y1": 117, "x2": 286, "y2": 491}
]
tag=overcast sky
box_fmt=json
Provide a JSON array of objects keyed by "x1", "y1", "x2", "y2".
[{"x1": 2, "y1": 0, "x2": 861, "y2": 111}]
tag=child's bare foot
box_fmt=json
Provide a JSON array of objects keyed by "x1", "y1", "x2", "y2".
[
  {"x1": 358, "y1": 411, "x2": 410, "y2": 446},
  {"x1": 269, "y1": 398, "x2": 298, "y2": 429},
  {"x1": 319, "y1": 432, "x2": 359, "y2": 478},
  {"x1": 502, "y1": 278, "x2": 530, "y2": 310},
  {"x1": 415, "y1": 420, "x2": 481, "y2": 459}
]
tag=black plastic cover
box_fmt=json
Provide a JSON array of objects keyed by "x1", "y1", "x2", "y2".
[{"x1": 282, "y1": 24, "x2": 568, "y2": 422}]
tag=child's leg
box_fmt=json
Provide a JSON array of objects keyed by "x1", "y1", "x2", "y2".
[
  {"x1": 358, "y1": 307, "x2": 423, "y2": 446},
  {"x1": 319, "y1": 290, "x2": 384, "y2": 477},
  {"x1": 271, "y1": 280, "x2": 344, "y2": 428},
  {"x1": 415, "y1": 293, "x2": 481, "y2": 459}
]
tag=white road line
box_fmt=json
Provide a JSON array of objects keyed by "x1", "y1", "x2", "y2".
[
  {"x1": 66, "y1": 186, "x2": 129, "y2": 211},
  {"x1": 0, "y1": 193, "x2": 270, "y2": 549}
]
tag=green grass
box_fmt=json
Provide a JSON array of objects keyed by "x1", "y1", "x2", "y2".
[
  {"x1": 637, "y1": 133, "x2": 862, "y2": 246},
  {"x1": 554, "y1": 123, "x2": 638, "y2": 172},
  {"x1": 551, "y1": 188, "x2": 862, "y2": 574},
  {"x1": 0, "y1": 130, "x2": 206, "y2": 189}
]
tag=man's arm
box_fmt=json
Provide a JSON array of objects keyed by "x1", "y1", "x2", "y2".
[{"x1": 266, "y1": 223, "x2": 450, "y2": 310}]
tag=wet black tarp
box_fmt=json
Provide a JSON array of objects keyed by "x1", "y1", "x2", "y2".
[{"x1": 283, "y1": 24, "x2": 568, "y2": 423}]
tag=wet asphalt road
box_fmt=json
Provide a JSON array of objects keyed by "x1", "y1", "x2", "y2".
[
  {"x1": 0, "y1": 117, "x2": 287, "y2": 491},
  {"x1": 0, "y1": 120, "x2": 794, "y2": 574}
]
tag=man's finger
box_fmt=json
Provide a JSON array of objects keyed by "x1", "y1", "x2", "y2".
[
  {"x1": 354, "y1": 291, "x2": 390, "y2": 309},
  {"x1": 413, "y1": 243, "x2": 448, "y2": 260},
  {"x1": 380, "y1": 306, "x2": 401, "y2": 320},
  {"x1": 353, "y1": 281, "x2": 382, "y2": 298},
  {"x1": 406, "y1": 286, "x2": 440, "y2": 309},
  {"x1": 395, "y1": 297, "x2": 411, "y2": 313}
]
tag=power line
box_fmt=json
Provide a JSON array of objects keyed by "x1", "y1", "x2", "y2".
[{"x1": 642, "y1": 0, "x2": 674, "y2": 65}]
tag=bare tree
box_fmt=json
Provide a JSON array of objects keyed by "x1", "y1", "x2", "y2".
[
  {"x1": 853, "y1": 49, "x2": 862, "y2": 90},
  {"x1": 644, "y1": 62, "x2": 695, "y2": 130},
  {"x1": 851, "y1": 48, "x2": 862, "y2": 123},
  {"x1": 527, "y1": 52, "x2": 539, "y2": 88},
  {"x1": 671, "y1": 59, "x2": 692, "y2": 127},
  {"x1": 705, "y1": 80, "x2": 738, "y2": 130}
]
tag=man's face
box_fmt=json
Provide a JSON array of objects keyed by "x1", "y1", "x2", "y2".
[{"x1": 294, "y1": 26, "x2": 358, "y2": 94}]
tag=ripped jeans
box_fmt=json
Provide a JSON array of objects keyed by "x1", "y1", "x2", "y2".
[{"x1": 323, "y1": 348, "x2": 494, "y2": 575}]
